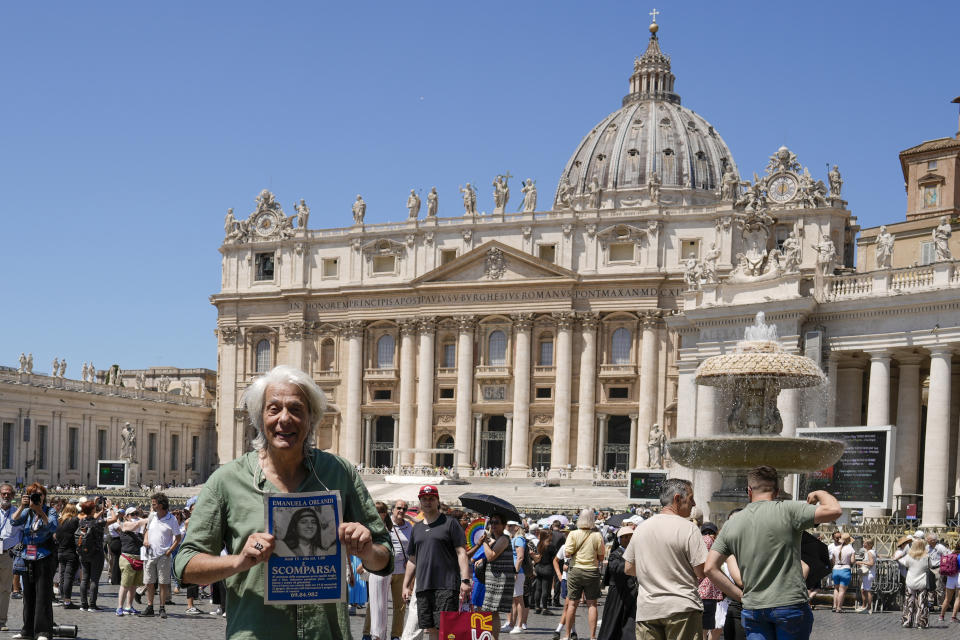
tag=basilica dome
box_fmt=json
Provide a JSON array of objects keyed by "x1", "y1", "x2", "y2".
[{"x1": 555, "y1": 23, "x2": 738, "y2": 208}]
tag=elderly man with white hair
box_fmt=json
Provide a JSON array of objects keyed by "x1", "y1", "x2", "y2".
[{"x1": 174, "y1": 365, "x2": 392, "y2": 639}]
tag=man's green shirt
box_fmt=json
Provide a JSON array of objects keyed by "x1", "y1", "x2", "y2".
[
  {"x1": 711, "y1": 500, "x2": 816, "y2": 610},
  {"x1": 173, "y1": 450, "x2": 392, "y2": 640}
]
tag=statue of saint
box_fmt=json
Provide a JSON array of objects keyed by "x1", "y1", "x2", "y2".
[
  {"x1": 460, "y1": 183, "x2": 477, "y2": 216},
  {"x1": 26, "y1": 354, "x2": 34, "y2": 374},
  {"x1": 587, "y1": 176, "x2": 601, "y2": 209},
  {"x1": 781, "y1": 231, "x2": 800, "y2": 273},
  {"x1": 720, "y1": 167, "x2": 739, "y2": 201},
  {"x1": 647, "y1": 171, "x2": 661, "y2": 204},
  {"x1": 828, "y1": 165, "x2": 843, "y2": 198},
  {"x1": 51, "y1": 358, "x2": 59, "y2": 378},
  {"x1": 59, "y1": 360, "x2": 67, "y2": 378},
  {"x1": 875, "y1": 225, "x2": 895, "y2": 269},
  {"x1": 683, "y1": 258, "x2": 702, "y2": 291},
  {"x1": 814, "y1": 235, "x2": 837, "y2": 274},
  {"x1": 224, "y1": 208, "x2": 236, "y2": 237},
  {"x1": 556, "y1": 179, "x2": 572, "y2": 209},
  {"x1": 120, "y1": 422, "x2": 137, "y2": 461},
  {"x1": 295, "y1": 199, "x2": 310, "y2": 229},
  {"x1": 647, "y1": 424, "x2": 665, "y2": 468},
  {"x1": 88, "y1": 362, "x2": 94, "y2": 382},
  {"x1": 520, "y1": 179, "x2": 537, "y2": 212},
  {"x1": 352, "y1": 195, "x2": 366, "y2": 224},
  {"x1": 934, "y1": 216, "x2": 952, "y2": 261},
  {"x1": 17, "y1": 353, "x2": 26, "y2": 374},
  {"x1": 702, "y1": 242, "x2": 721, "y2": 283},
  {"x1": 492, "y1": 174, "x2": 510, "y2": 213},
  {"x1": 426, "y1": 187, "x2": 438, "y2": 217},
  {"x1": 406, "y1": 190, "x2": 421, "y2": 219}
]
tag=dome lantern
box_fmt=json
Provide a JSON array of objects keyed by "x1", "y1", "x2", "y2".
[{"x1": 624, "y1": 20, "x2": 679, "y2": 107}]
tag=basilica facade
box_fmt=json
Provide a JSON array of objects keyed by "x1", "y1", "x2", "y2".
[{"x1": 212, "y1": 23, "x2": 960, "y2": 525}]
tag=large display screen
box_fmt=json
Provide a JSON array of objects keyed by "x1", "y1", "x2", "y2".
[
  {"x1": 796, "y1": 427, "x2": 893, "y2": 508},
  {"x1": 98, "y1": 461, "x2": 128, "y2": 488},
  {"x1": 629, "y1": 471, "x2": 667, "y2": 501}
]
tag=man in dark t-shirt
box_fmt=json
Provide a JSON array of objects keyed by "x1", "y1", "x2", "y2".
[{"x1": 402, "y1": 486, "x2": 470, "y2": 638}]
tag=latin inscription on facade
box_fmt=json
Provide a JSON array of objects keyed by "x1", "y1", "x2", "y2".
[{"x1": 294, "y1": 287, "x2": 679, "y2": 312}]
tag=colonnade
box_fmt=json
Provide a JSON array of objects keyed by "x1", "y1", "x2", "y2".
[{"x1": 338, "y1": 310, "x2": 664, "y2": 476}]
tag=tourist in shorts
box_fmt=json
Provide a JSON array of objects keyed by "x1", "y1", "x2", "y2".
[
  {"x1": 855, "y1": 538, "x2": 876, "y2": 614},
  {"x1": 830, "y1": 532, "x2": 854, "y2": 613},
  {"x1": 137, "y1": 493, "x2": 182, "y2": 619}
]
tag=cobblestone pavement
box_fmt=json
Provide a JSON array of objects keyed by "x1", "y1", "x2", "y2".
[{"x1": 9, "y1": 584, "x2": 949, "y2": 639}]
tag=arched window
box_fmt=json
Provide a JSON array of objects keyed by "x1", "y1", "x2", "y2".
[
  {"x1": 488, "y1": 330, "x2": 507, "y2": 366},
  {"x1": 255, "y1": 339, "x2": 271, "y2": 373},
  {"x1": 611, "y1": 328, "x2": 631, "y2": 364},
  {"x1": 320, "y1": 338, "x2": 336, "y2": 372},
  {"x1": 377, "y1": 335, "x2": 395, "y2": 368}
]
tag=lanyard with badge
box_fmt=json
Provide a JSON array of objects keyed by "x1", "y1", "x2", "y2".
[{"x1": 24, "y1": 511, "x2": 43, "y2": 561}]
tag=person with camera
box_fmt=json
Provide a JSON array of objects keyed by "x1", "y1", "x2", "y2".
[
  {"x1": 11, "y1": 482, "x2": 58, "y2": 640},
  {"x1": 0, "y1": 484, "x2": 24, "y2": 632}
]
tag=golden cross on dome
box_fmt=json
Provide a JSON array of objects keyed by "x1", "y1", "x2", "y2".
[{"x1": 649, "y1": 8, "x2": 659, "y2": 23}]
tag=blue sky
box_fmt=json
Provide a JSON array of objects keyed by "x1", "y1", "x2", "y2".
[{"x1": 2, "y1": 1, "x2": 958, "y2": 373}]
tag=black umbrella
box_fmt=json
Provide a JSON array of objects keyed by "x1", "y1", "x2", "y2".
[
  {"x1": 458, "y1": 493, "x2": 522, "y2": 523},
  {"x1": 604, "y1": 512, "x2": 633, "y2": 527}
]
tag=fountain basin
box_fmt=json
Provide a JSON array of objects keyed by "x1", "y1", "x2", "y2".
[
  {"x1": 668, "y1": 435, "x2": 845, "y2": 474},
  {"x1": 695, "y1": 347, "x2": 826, "y2": 388}
]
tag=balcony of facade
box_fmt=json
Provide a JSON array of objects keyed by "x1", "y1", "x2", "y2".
[
  {"x1": 599, "y1": 363, "x2": 638, "y2": 380},
  {"x1": 364, "y1": 367, "x2": 398, "y2": 381},
  {"x1": 475, "y1": 365, "x2": 512, "y2": 381}
]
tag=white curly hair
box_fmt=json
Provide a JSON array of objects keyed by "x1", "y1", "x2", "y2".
[{"x1": 242, "y1": 365, "x2": 327, "y2": 453}]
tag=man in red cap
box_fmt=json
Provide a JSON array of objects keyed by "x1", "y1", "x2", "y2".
[{"x1": 402, "y1": 486, "x2": 471, "y2": 640}]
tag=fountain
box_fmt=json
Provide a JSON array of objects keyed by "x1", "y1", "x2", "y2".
[{"x1": 668, "y1": 312, "x2": 845, "y2": 506}]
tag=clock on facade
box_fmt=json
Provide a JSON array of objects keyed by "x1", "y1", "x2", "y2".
[{"x1": 768, "y1": 175, "x2": 798, "y2": 203}]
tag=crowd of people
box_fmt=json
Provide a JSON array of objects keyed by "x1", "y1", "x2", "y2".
[{"x1": 2, "y1": 364, "x2": 934, "y2": 640}]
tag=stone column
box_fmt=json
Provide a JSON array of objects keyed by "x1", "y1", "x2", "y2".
[
  {"x1": 283, "y1": 321, "x2": 306, "y2": 369},
  {"x1": 342, "y1": 320, "x2": 365, "y2": 464},
  {"x1": 574, "y1": 313, "x2": 598, "y2": 477},
  {"x1": 865, "y1": 349, "x2": 892, "y2": 426},
  {"x1": 503, "y1": 413, "x2": 514, "y2": 473},
  {"x1": 414, "y1": 318, "x2": 436, "y2": 467},
  {"x1": 922, "y1": 347, "x2": 952, "y2": 527},
  {"x1": 628, "y1": 414, "x2": 639, "y2": 469},
  {"x1": 397, "y1": 318, "x2": 418, "y2": 467},
  {"x1": 672, "y1": 359, "x2": 699, "y2": 480},
  {"x1": 549, "y1": 312, "x2": 574, "y2": 476},
  {"x1": 215, "y1": 326, "x2": 240, "y2": 465},
  {"x1": 473, "y1": 413, "x2": 483, "y2": 469},
  {"x1": 596, "y1": 413, "x2": 608, "y2": 471},
  {"x1": 695, "y1": 384, "x2": 720, "y2": 519},
  {"x1": 454, "y1": 316, "x2": 476, "y2": 473},
  {"x1": 391, "y1": 414, "x2": 399, "y2": 469},
  {"x1": 636, "y1": 311, "x2": 661, "y2": 468},
  {"x1": 825, "y1": 353, "x2": 839, "y2": 428},
  {"x1": 835, "y1": 363, "x2": 864, "y2": 426},
  {"x1": 509, "y1": 314, "x2": 533, "y2": 476},
  {"x1": 894, "y1": 355, "x2": 923, "y2": 495},
  {"x1": 363, "y1": 415, "x2": 374, "y2": 468}
]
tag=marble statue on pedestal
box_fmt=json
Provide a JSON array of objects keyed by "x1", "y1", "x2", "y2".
[
  {"x1": 51, "y1": 358, "x2": 59, "y2": 378},
  {"x1": 120, "y1": 422, "x2": 137, "y2": 462},
  {"x1": 814, "y1": 235, "x2": 836, "y2": 274},
  {"x1": 647, "y1": 171, "x2": 661, "y2": 203},
  {"x1": 81, "y1": 362, "x2": 88, "y2": 382},
  {"x1": 58, "y1": 360, "x2": 66, "y2": 378},
  {"x1": 683, "y1": 258, "x2": 702, "y2": 290},
  {"x1": 352, "y1": 195, "x2": 366, "y2": 224},
  {"x1": 460, "y1": 183, "x2": 477, "y2": 216},
  {"x1": 520, "y1": 179, "x2": 537, "y2": 212},
  {"x1": 934, "y1": 217, "x2": 952, "y2": 261},
  {"x1": 295, "y1": 199, "x2": 310, "y2": 229},
  {"x1": 88, "y1": 362, "x2": 94, "y2": 382},
  {"x1": 426, "y1": 187, "x2": 438, "y2": 217},
  {"x1": 406, "y1": 190, "x2": 420, "y2": 219},
  {"x1": 781, "y1": 231, "x2": 801, "y2": 273},
  {"x1": 26, "y1": 354, "x2": 33, "y2": 374},
  {"x1": 17, "y1": 353, "x2": 26, "y2": 374},
  {"x1": 556, "y1": 179, "x2": 572, "y2": 209},
  {"x1": 828, "y1": 165, "x2": 843, "y2": 198},
  {"x1": 587, "y1": 176, "x2": 601, "y2": 209},
  {"x1": 492, "y1": 173, "x2": 511, "y2": 213},
  {"x1": 720, "y1": 166, "x2": 739, "y2": 201},
  {"x1": 875, "y1": 226, "x2": 894, "y2": 269},
  {"x1": 702, "y1": 242, "x2": 720, "y2": 283},
  {"x1": 647, "y1": 424, "x2": 665, "y2": 468}
]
